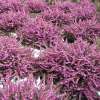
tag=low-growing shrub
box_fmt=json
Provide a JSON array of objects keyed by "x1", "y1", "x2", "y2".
[
  {"x1": 72, "y1": 0, "x2": 97, "y2": 21},
  {"x1": 41, "y1": 0, "x2": 97, "y2": 27},
  {"x1": 24, "y1": 0, "x2": 47, "y2": 13},
  {"x1": 0, "y1": 74, "x2": 67, "y2": 100},
  {"x1": 0, "y1": 11, "x2": 30, "y2": 32},
  {"x1": 64, "y1": 18, "x2": 100, "y2": 42},
  {"x1": 50, "y1": 1, "x2": 76, "y2": 14},
  {"x1": 0, "y1": 0, "x2": 99, "y2": 100},
  {"x1": 0, "y1": 0, "x2": 24, "y2": 13},
  {"x1": 16, "y1": 18, "x2": 60, "y2": 47},
  {"x1": 41, "y1": 7, "x2": 74, "y2": 27},
  {"x1": 34, "y1": 38, "x2": 100, "y2": 100},
  {"x1": 0, "y1": 36, "x2": 32, "y2": 77}
]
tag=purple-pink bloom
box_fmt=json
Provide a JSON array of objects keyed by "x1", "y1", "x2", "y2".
[
  {"x1": 41, "y1": 7, "x2": 74, "y2": 27},
  {"x1": 75, "y1": 0, "x2": 97, "y2": 20},
  {"x1": 0, "y1": 36, "x2": 32, "y2": 77},
  {"x1": 34, "y1": 38, "x2": 100, "y2": 100},
  {"x1": 64, "y1": 17, "x2": 100, "y2": 42},
  {"x1": 0, "y1": 74, "x2": 67, "y2": 100},
  {"x1": 0, "y1": 0, "x2": 24, "y2": 13},
  {"x1": 24, "y1": 0, "x2": 47, "y2": 13},
  {"x1": 0, "y1": 11, "x2": 31, "y2": 32},
  {"x1": 16, "y1": 18, "x2": 60, "y2": 47}
]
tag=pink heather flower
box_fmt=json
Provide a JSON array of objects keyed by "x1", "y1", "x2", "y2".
[
  {"x1": 74, "y1": 0, "x2": 97, "y2": 20},
  {"x1": 0, "y1": 74, "x2": 67, "y2": 100},
  {"x1": 7, "y1": 0, "x2": 24, "y2": 12},
  {"x1": 0, "y1": 0, "x2": 24, "y2": 13},
  {"x1": 0, "y1": 11, "x2": 31, "y2": 32},
  {"x1": 34, "y1": 38, "x2": 100, "y2": 100},
  {"x1": 64, "y1": 17, "x2": 100, "y2": 42},
  {"x1": 41, "y1": 0, "x2": 98, "y2": 28},
  {"x1": 16, "y1": 17, "x2": 60, "y2": 47},
  {"x1": 0, "y1": 0, "x2": 9, "y2": 13},
  {"x1": 24, "y1": 0, "x2": 47, "y2": 13},
  {"x1": 50, "y1": 1, "x2": 76, "y2": 14},
  {"x1": 0, "y1": 36, "x2": 33, "y2": 77},
  {"x1": 41, "y1": 7, "x2": 74, "y2": 27}
]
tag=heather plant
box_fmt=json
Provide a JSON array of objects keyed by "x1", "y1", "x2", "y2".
[
  {"x1": 50, "y1": 1, "x2": 76, "y2": 14},
  {"x1": 0, "y1": 0, "x2": 24, "y2": 13},
  {"x1": 34, "y1": 38, "x2": 100, "y2": 100},
  {"x1": 0, "y1": 11, "x2": 30, "y2": 32},
  {"x1": 7, "y1": 0, "x2": 24, "y2": 12},
  {"x1": 16, "y1": 18, "x2": 60, "y2": 47},
  {"x1": 0, "y1": 0, "x2": 100, "y2": 100},
  {"x1": 0, "y1": 74, "x2": 38, "y2": 100},
  {"x1": 64, "y1": 17, "x2": 100, "y2": 43},
  {"x1": 0, "y1": 0, "x2": 9, "y2": 13},
  {"x1": 0, "y1": 36, "x2": 33, "y2": 77},
  {"x1": 0, "y1": 74, "x2": 67, "y2": 100},
  {"x1": 41, "y1": 0, "x2": 98, "y2": 27},
  {"x1": 74, "y1": 0, "x2": 97, "y2": 21},
  {"x1": 41, "y1": 7, "x2": 74, "y2": 27},
  {"x1": 24, "y1": 0, "x2": 47, "y2": 13}
]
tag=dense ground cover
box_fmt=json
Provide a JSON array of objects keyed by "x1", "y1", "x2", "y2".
[{"x1": 0, "y1": 0, "x2": 100, "y2": 100}]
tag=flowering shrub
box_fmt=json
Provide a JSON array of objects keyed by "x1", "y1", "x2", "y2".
[
  {"x1": 41, "y1": 0, "x2": 98, "y2": 27},
  {"x1": 24, "y1": 0, "x2": 47, "y2": 13},
  {"x1": 75, "y1": 0, "x2": 97, "y2": 20},
  {"x1": 16, "y1": 18, "x2": 60, "y2": 47},
  {"x1": 7, "y1": 0, "x2": 24, "y2": 12},
  {"x1": 34, "y1": 38, "x2": 100, "y2": 100},
  {"x1": 41, "y1": 7, "x2": 74, "y2": 27},
  {"x1": 0, "y1": 74, "x2": 67, "y2": 100},
  {"x1": 50, "y1": 1, "x2": 76, "y2": 14},
  {"x1": 0, "y1": 36, "x2": 32, "y2": 77},
  {"x1": 0, "y1": 0, "x2": 100, "y2": 99},
  {"x1": 0, "y1": 0, "x2": 9, "y2": 13},
  {"x1": 0, "y1": 11, "x2": 30, "y2": 32},
  {"x1": 0, "y1": 0, "x2": 24, "y2": 13},
  {"x1": 64, "y1": 18, "x2": 100, "y2": 42}
]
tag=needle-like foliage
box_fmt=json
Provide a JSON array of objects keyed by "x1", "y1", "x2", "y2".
[
  {"x1": 0, "y1": 36, "x2": 32, "y2": 77},
  {"x1": 34, "y1": 38, "x2": 100, "y2": 100}
]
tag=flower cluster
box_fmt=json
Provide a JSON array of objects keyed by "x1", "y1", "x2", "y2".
[
  {"x1": 41, "y1": 0, "x2": 97, "y2": 27},
  {"x1": 0, "y1": 11, "x2": 30, "y2": 32},
  {"x1": 0, "y1": 0, "x2": 24, "y2": 13},
  {"x1": 0, "y1": 0, "x2": 9, "y2": 13},
  {"x1": 0, "y1": 0, "x2": 100, "y2": 100},
  {"x1": 75, "y1": 0, "x2": 97, "y2": 20},
  {"x1": 34, "y1": 38, "x2": 100, "y2": 100},
  {"x1": 64, "y1": 18, "x2": 100, "y2": 42},
  {"x1": 8, "y1": 0, "x2": 24, "y2": 12},
  {"x1": 16, "y1": 18, "x2": 60, "y2": 47},
  {"x1": 41, "y1": 8, "x2": 73, "y2": 27},
  {"x1": 0, "y1": 36, "x2": 32, "y2": 77},
  {"x1": 50, "y1": 1, "x2": 76, "y2": 13},
  {"x1": 24, "y1": 0, "x2": 47, "y2": 13},
  {"x1": 0, "y1": 74, "x2": 67, "y2": 100}
]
